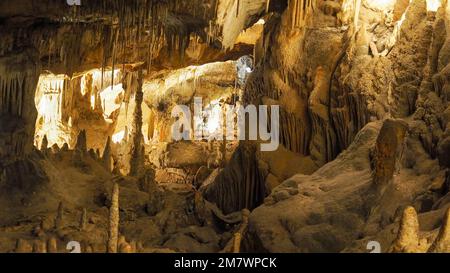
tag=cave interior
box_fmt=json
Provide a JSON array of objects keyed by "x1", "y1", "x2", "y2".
[{"x1": 0, "y1": 0, "x2": 449, "y2": 253}]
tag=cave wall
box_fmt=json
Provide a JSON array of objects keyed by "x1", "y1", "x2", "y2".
[
  {"x1": 0, "y1": 50, "x2": 40, "y2": 164},
  {"x1": 201, "y1": 0, "x2": 450, "y2": 221},
  {"x1": 244, "y1": 0, "x2": 437, "y2": 168},
  {"x1": 243, "y1": 0, "x2": 450, "y2": 253},
  {"x1": 34, "y1": 69, "x2": 124, "y2": 150},
  {"x1": 0, "y1": 0, "x2": 263, "y2": 177}
]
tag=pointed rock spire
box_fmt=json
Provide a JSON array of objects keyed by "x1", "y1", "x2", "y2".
[
  {"x1": 75, "y1": 130, "x2": 87, "y2": 154},
  {"x1": 107, "y1": 183, "x2": 119, "y2": 253},
  {"x1": 391, "y1": 206, "x2": 420, "y2": 253},
  {"x1": 79, "y1": 208, "x2": 87, "y2": 231},
  {"x1": 55, "y1": 202, "x2": 64, "y2": 229},
  {"x1": 40, "y1": 135, "x2": 48, "y2": 151},
  {"x1": 102, "y1": 137, "x2": 112, "y2": 171},
  {"x1": 428, "y1": 208, "x2": 450, "y2": 253}
]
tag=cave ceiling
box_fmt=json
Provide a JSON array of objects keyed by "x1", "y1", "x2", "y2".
[{"x1": 0, "y1": 0, "x2": 271, "y2": 75}]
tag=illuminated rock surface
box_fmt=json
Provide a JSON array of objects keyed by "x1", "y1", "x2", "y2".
[{"x1": 0, "y1": 0, "x2": 449, "y2": 253}]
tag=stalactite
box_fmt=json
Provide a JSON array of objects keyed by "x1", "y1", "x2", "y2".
[
  {"x1": 237, "y1": 0, "x2": 240, "y2": 17},
  {"x1": 278, "y1": 109, "x2": 310, "y2": 154},
  {"x1": 298, "y1": 0, "x2": 304, "y2": 28},
  {"x1": 291, "y1": 0, "x2": 297, "y2": 29},
  {"x1": 203, "y1": 144, "x2": 265, "y2": 214},
  {"x1": 111, "y1": 29, "x2": 119, "y2": 92},
  {"x1": 354, "y1": 0, "x2": 362, "y2": 29},
  {"x1": 290, "y1": 0, "x2": 314, "y2": 29},
  {"x1": 0, "y1": 73, "x2": 30, "y2": 118}
]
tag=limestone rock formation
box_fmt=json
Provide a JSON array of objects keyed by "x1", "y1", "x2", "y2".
[
  {"x1": 428, "y1": 208, "x2": 450, "y2": 253},
  {"x1": 202, "y1": 144, "x2": 265, "y2": 214},
  {"x1": 129, "y1": 69, "x2": 145, "y2": 177},
  {"x1": 108, "y1": 183, "x2": 120, "y2": 253},
  {"x1": 390, "y1": 206, "x2": 423, "y2": 253},
  {"x1": 0, "y1": 50, "x2": 40, "y2": 164},
  {"x1": 76, "y1": 130, "x2": 87, "y2": 151},
  {"x1": 80, "y1": 208, "x2": 87, "y2": 231},
  {"x1": 0, "y1": 0, "x2": 449, "y2": 255},
  {"x1": 55, "y1": 202, "x2": 64, "y2": 230},
  {"x1": 40, "y1": 135, "x2": 48, "y2": 152},
  {"x1": 388, "y1": 206, "x2": 450, "y2": 253},
  {"x1": 102, "y1": 137, "x2": 112, "y2": 172},
  {"x1": 371, "y1": 119, "x2": 408, "y2": 191}
]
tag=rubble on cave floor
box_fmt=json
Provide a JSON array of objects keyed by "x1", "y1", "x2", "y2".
[{"x1": 0, "y1": 144, "x2": 250, "y2": 253}]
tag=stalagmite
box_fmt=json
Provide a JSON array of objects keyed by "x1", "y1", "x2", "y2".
[
  {"x1": 32, "y1": 240, "x2": 47, "y2": 253},
  {"x1": 47, "y1": 238, "x2": 58, "y2": 253},
  {"x1": 232, "y1": 233, "x2": 242, "y2": 253},
  {"x1": 129, "y1": 68, "x2": 145, "y2": 176},
  {"x1": 354, "y1": 23, "x2": 370, "y2": 57},
  {"x1": 40, "y1": 135, "x2": 48, "y2": 151},
  {"x1": 88, "y1": 149, "x2": 97, "y2": 159},
  {"x1": 79, "y1": 208, "x2": 87, "y2": 231},
  {"x1": 62, "y1": 143, "x2": 69, "y2": 152},
  {"x1": 372, "y1": 119, "x2": 408, "y2": 192},
  {"x1": 55, "y1": 202, "x2": 64, "y2": 229},
  {"x1": 102, "y1": 137, "x2": 112, "y2": 171},
  {"x1": 130, "y1": 241, "x2": 137, "y2": 253},
  {"x1": 221, "y1": 209, "x2": 250, "y2": 253},
  {"x1": 0, "y1": 0, "x2": 448, "y2": 256},
  {"x1": 118, "y1": 236, "x2": 132, "y2": 253},
  {"x1": 428, "y1": 208, "x2": 450, "y2": 253},
  {"x1": 15, "y1": 239, "x2": 32, "y2": 253},
  {"x1": 51, "y1": 144, "x2": 60, "y2": 154},
  {"x1": 84, "y1": 245, "x2": 93, "y2": 253},
  {"x1": 390, "y1": 206, "x2": 421, "y2": 253},
  {"x1": 75, "y1": 130, "x2": 87, "y2": 154},
  {"x1": 107, "y1": 183, "x2": 119, "y2": 253},
  {"x1": 123, "y1": 126, "x2": 129, "y2": 143}
]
